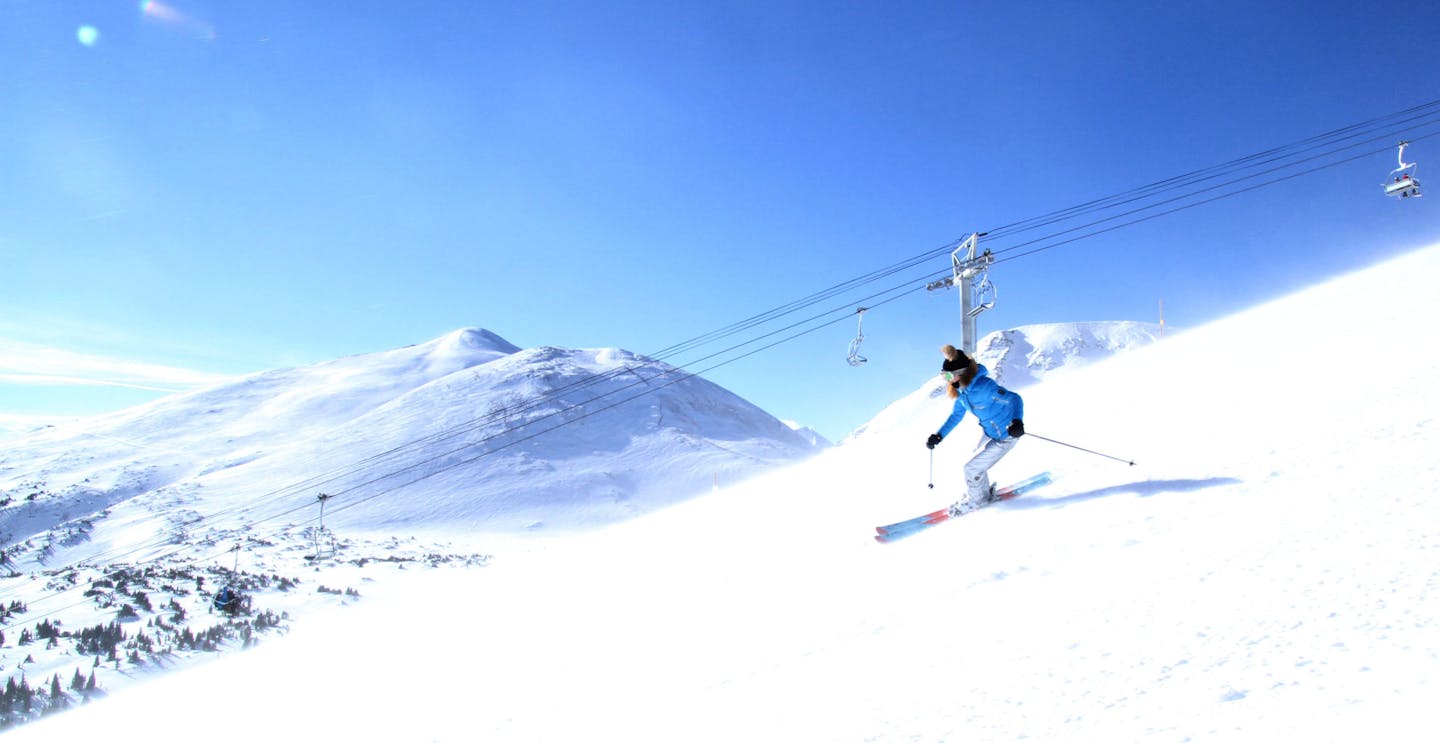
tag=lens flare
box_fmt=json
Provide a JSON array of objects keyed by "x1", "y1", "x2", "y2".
[
  {"x1": 139, "y1": 0, "x2": 216, "y2": 41},
  {"x1": 76, "y1": 25, "x2": 100, "y2": 47}
]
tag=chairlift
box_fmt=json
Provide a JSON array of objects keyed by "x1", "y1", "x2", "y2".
[
  {"x1": 305, "y1": 493, "x2": 337, "y2": 561},
  {"x1": 847, "y1": 308, "x2": 869, "y2": 366},
  {"x1": 212, "y1": 543, "x2": 245, "y2": 615},
  {"x1": 212, "y1": 584, "x2": 242, "y2": 615},
  {"x1": 1383, "y1": 141, "x2": 1422, "y2": 199},
  {"x1": 969, "y1": 270, "x2": 997, "y2": 318}
]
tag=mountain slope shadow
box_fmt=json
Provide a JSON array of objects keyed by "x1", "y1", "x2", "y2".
[{"x1": 1009, "y1": 477, "x2": 1244, "y2": 509}]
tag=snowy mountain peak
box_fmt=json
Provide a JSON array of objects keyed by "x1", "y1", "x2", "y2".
[
  {"x1": 976, "y1": 321, "x2": 1165, "y2": 389},
  {"x1": 359, "y1": 326, "x2": 520, "y2": 378},
  {"x1": 431, "y1": 327, "x2": 522, "y2": 357},
  {"x1": 846, "y1": 320, "x2": 1162, "y2": 443}
]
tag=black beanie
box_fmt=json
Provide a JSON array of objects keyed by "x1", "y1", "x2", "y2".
[{"x1": 941, "y1": 350, "x2": 971, "y2": 373}]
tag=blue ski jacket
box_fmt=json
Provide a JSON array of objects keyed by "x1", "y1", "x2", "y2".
[{"x1": 937, "y1": 364, "x2": 1025, "y2": 442}]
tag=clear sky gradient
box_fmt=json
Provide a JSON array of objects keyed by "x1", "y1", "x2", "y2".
[{"x1": 3, "y1": 1, "x2": 1439, "y2": 441}]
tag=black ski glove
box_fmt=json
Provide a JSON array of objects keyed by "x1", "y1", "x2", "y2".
[
  {"x1": 1007, "y1": 419, "x2": 1025, "y2": 438},
  {"x1": 925, "y1": 433, "x2": 943, "y2": 449}
]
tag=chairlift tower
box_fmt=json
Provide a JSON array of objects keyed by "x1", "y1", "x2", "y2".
[{"x1": 926, "y1": 232, "x2": 995, "y2": 356}]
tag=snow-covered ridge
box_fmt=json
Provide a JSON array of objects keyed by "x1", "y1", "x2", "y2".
[
  {"x1": 0, "y1": 328, "x2": 821, "y2": 564},
  {"x1": 977, "y1": 321, "x2": 1165, "y2": 389},
  {"x1": 846, "y1": 320, "x2": 1162, "y2": 442}
]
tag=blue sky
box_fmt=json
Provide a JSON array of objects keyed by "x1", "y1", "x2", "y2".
[{"x1": 3, "y1": 1, "x2": 1439, "y2": 441}]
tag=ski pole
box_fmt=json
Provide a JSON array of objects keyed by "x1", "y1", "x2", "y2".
[
  {"x1": 927, "y1": 448, "x2": 935, "y2": 489},
  {"x1": 1027, "y1": 433, "x2": 1135, "y2": 466}
]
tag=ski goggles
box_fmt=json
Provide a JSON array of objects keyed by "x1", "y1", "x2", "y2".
[{"x1": 941, "y1": 370, "x2": 960, "y2": 384}]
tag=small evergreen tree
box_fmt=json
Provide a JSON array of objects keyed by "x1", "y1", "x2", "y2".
[
  {"x1": 48, "y1": 674, "x2": 63, "y2": 708},
  {"x1": 34, "y1": 620, "x2": 58, "y2": 640}
]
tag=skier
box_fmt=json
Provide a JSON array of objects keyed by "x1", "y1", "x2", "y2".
[{"x1": 925, "y1": 344, "x2": 1025, "y2": 508}]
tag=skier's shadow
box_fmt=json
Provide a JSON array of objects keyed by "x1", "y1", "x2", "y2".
[{"x1": 1006, "y1": 477, "x2": 1242, "y2": 509}]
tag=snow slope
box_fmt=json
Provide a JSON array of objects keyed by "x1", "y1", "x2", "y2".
[{"x1": 9, "y1": 243, "x2": 1440, "y2": 741}]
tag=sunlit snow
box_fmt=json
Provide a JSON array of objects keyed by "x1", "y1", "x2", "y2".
[{"x1": 8, "y1": 244, "x2": 1440, "y2": 741}]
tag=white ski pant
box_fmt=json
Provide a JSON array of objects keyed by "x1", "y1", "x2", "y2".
[{"x1": 965, "y1": 435, "x2": 1018, "y2": 504}]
